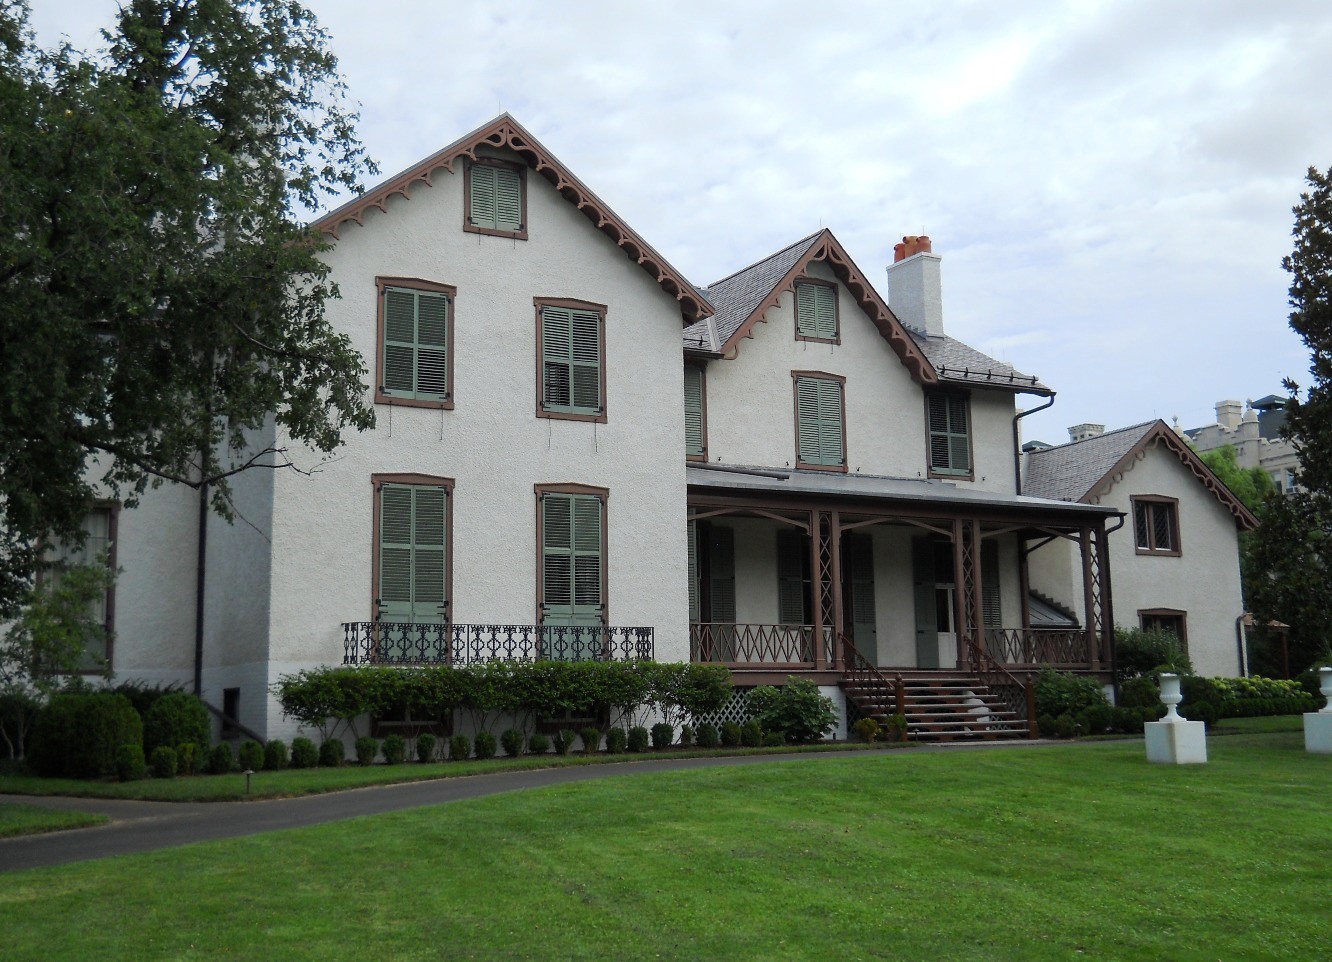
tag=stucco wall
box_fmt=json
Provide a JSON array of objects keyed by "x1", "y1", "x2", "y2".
[{"x1": 263, "y1": 147, "x2": 692, "y2": 681}]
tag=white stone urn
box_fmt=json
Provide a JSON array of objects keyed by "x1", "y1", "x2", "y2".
[
  {"x1": 1159, "y1": 673, "x2": 1183, "y2": 722},
  {"x1": 1319, "y1": 667, "x2": 1332, "y2": 713}
]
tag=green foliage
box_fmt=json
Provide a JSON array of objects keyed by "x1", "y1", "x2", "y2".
[
  {"x1": 885, "y1": 714, "x2": 909, "y2": 741},
  {"x1": 605, "y1": 728, "x2": 628, "y2": 754},
  {"x1": 472, "y1": 732, "x2": 496, "y2": 761},
  {"x1": 1034, "y1": 669, "x2": 1108, "y2": 718},
  {"x1": 1199, "y1": 446, "x2": 1277, "y2": 512},
  {"x1": 762, "y1": 731, "x2": 786, "y2": 747},
  {"x1": 415, "y1": 733, "x2": 436, "y2": 763},
  {"x1": 28, "y1": 693, "x2": 142, "y2": 778},
  {"x1": 551, "y1": 730, "x2": 577, "y2": 756},
  {"x1": 289, "y1": 737, "x2": 318, "y2": 769},
  {"x1": 149, "y1": 745, "x2": 178, "y2": 779},
  {"x1": 318, "y1": 739, "x2": 344, "y2": 768},
  {"x1": 739, "y1": 720, "x2": 763, "y2": 748},
  {"x1": 677, "y1": 724, "x2": 695, "y2": 748},
  {"x1": 719, "y1": 722, "x2": 742, "y2": 747},
  {"x1": 626, "y1": 726, "x2": 649, "y2": 753},
  {"x1": 143, "y1": 692, "x2": 210, "y2": 758},
  {"x1": 176, "y1": 741, "x2": 202, "y2": 776},
  {"x1": 0, "y1": 0, "x2": 379, "y2": 614},
  {"x1": 207, "y1": 742, "x2": 234, "y2": 776},
  {"x1": 1118, "y1": 676, "x2": 1160, "y2": 708},
  {"x1": 746, "y1": 680, "x2": 836, "y2": 743},
  {"x1": 381, "y1": 734, "x2": 406, "y2": 765},
  {"x1": 527, "y1": 732, "x2": 550, "y2": 755},
  {"x1": 579, "y1": 727, "x2": 602, "y2": 754},
  {"x1": 448, "y1": 734, "x2": 471, "y2": 761},
  {"x1": 115, "y1": 743, "x2": 146, "y2": 782},
  {"x1": 354, "y1": 736, "x2": 378, "y2": 766},
  {"x1": 852, "y1": 717, "x2": 880, "y2": 743},
  {"x1": 500, "y1": 729, "x2": 525, "y2": 758},
  {"x1": 237, "y1": 740, "x2": 264, "y2": 772},
  {"x1": 651, "y1": 664, "x2": 733, "y2": 727},
  {"x1": 107, "y1": 680, "x2": 183, "y2": 720},
  {"x1": 650, "y1": 723, "x2": 674, "y2": 750},
  {"x1": 264, "y1": 740, "x2": 289, "y2": 771},
  {"x1": 1114, "y1": 627, "x2": 1194, "y2": 681},
  {"x1": 1181, "y1": 700, "x2": 1218, "y2": 728}
]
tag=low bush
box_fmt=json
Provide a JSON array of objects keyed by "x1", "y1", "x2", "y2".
[
  {"x1": 318, "y1": 739, "x2": 344, "y2": 768},
  {"x1": 852, "y1": 717, "x2": 880, "y2": 743},
  {"x1": 107, "y1": 680, "x2": 183, "y2": 720},
  {"x1": 448, "y1": 733, "x2": 471, "y2": 761},
  {"x1": 500, "y1": 728, "x2": 525, "y2": 758},
  {"x1": 415, "y1": 733, "x2": 436, "y2": 763},
  {"x1": 884, "y1": 714, "x2": 909, "y2": 741},
  {"x1": 262, "y1": 739, "x2": 288, "y2": 770},
  {"x1": 1118, "y1": 676, "x2": 1160, "y2": 708},
  {"x1": 207, "y1": 742, "x2": 234, "y2": 775},
  {"x1": 1115, "y1": 626, "x2": 1194, "y2": 680},
  {"x1": 1112, "y1": 707, "x2": 1145, "y2": 734},
  {"x1": 747, "y1": 680, "x2": 836, "y2": 743},
  {"x1": 739, "y1": 720, "x2": 763, "y2": 748},
  {"x1": 473, "y1": 731, "x2": 497, "y2": 760},
  {"x1": 28, "y1": 693, "x2": 143, "y2": 779},
  {"x1": 678, "y1": 724, "x2": 695, "y2": 748},
  {"x1": 237, "y1": 740, "x2": 264, "y2": 772},
  {"x1": 695, "y1": 723, "x2": 719, "y2": 749},
  {"x1": 527, "y1": 732, "x2": 550, "y2": 754},
  {"x1": 176, "y1": 742, "x2": 202, "y2": 776},
  {"x1": 579, "y1": 726, "x2": 602, "y2": 754},
  {"x1": 382, "y1": 734, "x2": 407, "y2": 765},
  {"x1": 762, "y1": 731, "x2": 785, "y2": 747},
  {"x1": 116, "y1": 744, "x2": 147, "y2": 782},
  {"x1": 1036, "y1": 714, "x2": 1057, "y2": 738},
  {"x1": 290, "y1": 737, "x2": 318, "y2": 769},
  {"x1": 650, "y1": 723, "x2": 674, "y2": 750},
  {"x1": 551, "y1": 729, "x2": 577, "y2": 756},
  {"x1": 142, "y1": 693, "x2": 211, "y2": 758},
  {"x1": 354, "y1": 736, "x2": 378, "y2": 766},
  {"x1": 1182, "y1": 700, "x2": 1218, "y2": 728},
  {"x1": 1034, "y1": 669, "x2": 1107, "y2": 718},
  {"x1": 626, "y1": 726, "x2": 649, "y2": 753},
  {"x1": 1083, "y1": 704, "x2": 1115, "y2": 736},
  {"x1": 149, "y1": 745, "x2": 178, "y2": 779},
  {"x1": 719, "y1": 722, "x2": 741, "y2": 747},
  {"x1": 605, "y1": 728, "x2": 628, "y2": 754}
]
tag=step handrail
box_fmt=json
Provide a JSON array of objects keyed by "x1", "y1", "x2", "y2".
[
  {"x1": 965, "y1": 634, "x2": 1037, "y2": 738},
  {"x1": 839, "y1": 634, "x2": 907, "y2": 722}
]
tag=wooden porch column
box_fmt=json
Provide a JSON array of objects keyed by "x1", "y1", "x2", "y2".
[
  {"x1": 1095, "y1": 521, "x2": 1114, "y2": 674},
  {"x1": 1018, "y1": 539, "x2": 1032, "y2": 632},
  {"x1": 951, "y1": 518, "x2": 982, "y2": 670},
  {"x1": 951, "y1": 519, "x2": 966, "y2": 669},
  {"x1": 1079, "y1": 527, "x2": 1099, "y2": 672},
  {"x1": 810, "y1": 509, "x2": 826, "y2": 670},
  {"x1": 828, "y1": 511, "x2": 844, "y2": 670}
]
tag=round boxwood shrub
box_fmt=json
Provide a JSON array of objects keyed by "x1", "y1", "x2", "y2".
[
  {"x1": 29, "y1": 693, "x2": 144, "y2": 779},
  {"x1": 150, "y1": 745, "x2": 178, "y2": 779},
  {"x1": 116, "y1": 743, "x2": 147, "y2": 782},
  {"x1": 382, "y1": 733, "x2": 407, "y2": 765},
  {"x1": 176, "y1": 741, "x2": 203, "y2": 776},
  {"x1": 290, "y1": 736, "x2": 318, "y2": 769},
  {"x1": 626, "y1": 725, "x2": 649, "y2": 753},
  {"x1": 695, "y1": 722, "x2": 720, "y2": 749},
  {"x1": 719, "y1": 721, "x2": 742, "y2": 747},
  {"x1": 500, "y1": 728, "x2": 525, "y2": 758},
  {"x1": 448, "y1": 733, "x2": 471, "y2": 761},
  {"x1": 473, "y1": 731, "x2": 497, "y2": 760},
  {"x1": 206, "y1": 742, "x2": 233, "y2": 774},
  {"x1": 605, "y1": 728, "x2": 628, "y2": 754},
  {"x1": 762, "y1": 731, "x2": 785, "y2": 747},
  {"x1": 650, "y1": 722, "x2": 674, "y2": 750},
  {"x1": 263, "y1": 739, "x2": 289, "y2": 770},
  {"x1": 551, "y1": 730, "x2": 577, "y2": 756},
  {"x1": 143, "y1": 692, "x2": 211, "y2": 758},
  {"x1": 678, "y1": 724, "x2": 695, "y2": 748},
  {"x1": 579, "y1": 726, "x2": 602, "y2": 754},
  {"x1": 354, "y1": 736, "x2": 379, "y2": 766},
  {"x1": 527, "y1": 732, "x2": 550, "y2": 754},
  {"x1": 237, "y1": 740, "x2": 265, "y2": 772},
  {"x1": 416, "y1": 733, "x2": 437, "y2": 763},
  {"x1": 739, "y1": 720, "x2": 763, "y2": 747},
  {"x1": 319, "y1": 739, "x2": 345, "y2": 768}
]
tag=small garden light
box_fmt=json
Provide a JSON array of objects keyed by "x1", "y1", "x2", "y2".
[{"x1": 244, "y1": 769, "x2": 254, "y2": 795}]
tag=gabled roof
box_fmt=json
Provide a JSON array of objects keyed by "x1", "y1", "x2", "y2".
[
  {"x1": 908, "y1": 331, "x2": 1050, "y2": 395},
  {"x1": 1022, "y1": 420, "x2": 1258, "y2": 530},
  {"x1": 311, "y1": 114, "x2": 712, "y2": 324},
  {"x1": 685, "y1": 229, "x2": 937, "y2": 385}
]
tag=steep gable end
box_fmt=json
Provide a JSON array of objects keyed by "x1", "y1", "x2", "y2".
[{"x1": 312, "y1": 114, "x2": 711, "y2": 324}]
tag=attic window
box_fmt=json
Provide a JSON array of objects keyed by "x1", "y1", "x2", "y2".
[
  {"x1": 1132, "y1": 497, "x2": 1180, "y2": 556},
  {"x1": 795, "y1": 280, "x2": 838, "y2": 342},
  {"x1": 465, "y1": 159, "x2": 527, "y2": 239}
]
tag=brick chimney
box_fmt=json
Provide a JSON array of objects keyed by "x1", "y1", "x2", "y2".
[
  {"x1": 1068, "y1": 423, "x2": 1105, "y2": 443},
  {"x1": 886, "y1": 235, "x2": 943, "y2": 336}
]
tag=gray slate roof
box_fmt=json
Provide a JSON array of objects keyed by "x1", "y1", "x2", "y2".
[
  {"x1": 1022, "y1": 421, "x2": 1156, "y2": 502},
  {"x1": 909, "y1": 331, "x2": 1049, "y2": 393}
]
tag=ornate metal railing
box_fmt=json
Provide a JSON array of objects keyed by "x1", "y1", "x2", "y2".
[
  {"x1": 342, "y1": 623, "x2": 654, "y2": 666},
  {"x1": 840, "y1": 634, "x2": 906, "y2": 715},
  {"x1": 984, "y1": 628, "x2": 1094, "y2": 669},
  {"x1": 689, "y1": 623, "x2": 833, "y2": 667},
  {"x1": 965, "y1": 632, "x2": 1037, "y2": 738}
]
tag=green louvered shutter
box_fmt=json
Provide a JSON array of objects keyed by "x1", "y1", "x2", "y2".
[
  {"x1": 912, "y1": 538, "x2": 939, "y2": 669},
  {"x1": 709, "y1": 525, "x2": 736, "y2": 623},
  {"x1": 470, "y1": 164, "x2": 496, "y2": 228},
  {"x1": 378, "y1": 484, "x2": 447, "y2": 624},
  {"x1": 796, "y1": 377, "x2": 844, "y2": 466},
  {"x1": 796, "y1": 283, "x2": 837, "y2": 339},
  {"x1": 382, "y1": 287, "x2": 449, "y2": 401},
  {"x1": 542, "y1": 493, "x2": 604, "y2": 629},
  {"x1": 847, "y1": 531, "x2": 877, "y2": 651},
  {"x1": 542, "y1": 306, "x2": 602, "y2": 415},
  {"x1": 684, "y1": 365, "x2": 705, "y2": 456},
  {"x1": 687, "y1": 521, "x2": 700, "y2": 623},
  {"x1": 928, "y1": 392, "x2": 970, "y2": 474},
  {"x1": 494, "y1": 166, "x2": 522, "y2": 232},
  {"x1": 777, "y1": 530, "x2": 809, "y2": 625},
  {"x1": 981, "y1": 540, "x2": 1002, "y2": 630}
]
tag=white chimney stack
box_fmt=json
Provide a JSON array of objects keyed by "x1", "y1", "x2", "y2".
[
  {"x1": 886, "y1": 235, "x2": 943, "y2": 337},
  {"x1": 1068, "y1": 423, "x2": 1105, "y2": 443}
]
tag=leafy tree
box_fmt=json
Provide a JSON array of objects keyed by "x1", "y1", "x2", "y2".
[
  {"x1": 1198, "y1": 445, "x2": 1276, "y2": 512},
  {"x1": 1247, "y1": 167, "x2": 1332, "y2": 672},
  {"x1": 0, "y1": 0, "x2": 377, "y2": 615}
]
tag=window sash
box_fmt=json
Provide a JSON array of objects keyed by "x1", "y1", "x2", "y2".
[
  {"x1": 470, "y1": 163, "x2": 522, "y2": 232},
  {"x1": 684, "y1": 365, "x2": 705, "y2": 456},
  {"x1": 795, "y1": 376, "x2": 844, "y2": 466},
  {"x1": 542, "y1": 493, "x2": 604, "y2": 627},
  {"x1": 378, "y1": 483, "x2": 448, "y2": 624},
  {"x1": 382, "y1": 287, "x2": 450, "y2": 401},
  {"x1": 795, "y1": 283, "x2": 837, "y2": 340},
  {"x1": 541, "y1": 306, "x2": 602, "y2": 415},
  {"x1": 927, "y1": 393, "x2": 970, "y2": 475},
  {"x1": 1133, "y1": 501, "x2": 1177, "y2": 552}
]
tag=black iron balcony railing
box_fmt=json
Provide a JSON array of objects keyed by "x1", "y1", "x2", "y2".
[{"x1": 342, "y1": 622, "x2": 654, "y2": 666}]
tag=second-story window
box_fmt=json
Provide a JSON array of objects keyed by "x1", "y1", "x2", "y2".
[
  {"x1": 793, "y1": 372, "x2": 846, "y2": 470},
  {"x1": 536, "y1": 299, "x2": 606, "y2": 422},
  {"x1": 377, "y1": 278, "x2": 454, "y2": 407},
  {"x1": 926, "y1": 390, "x2": 971, "y2": 478},
  {"x1": 684, "y1": 364, "x2": 707, "y2": 459}
]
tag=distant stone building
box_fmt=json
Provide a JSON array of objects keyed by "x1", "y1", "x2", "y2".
[{"x1": 1181, "y1": 397, "x2": 1300, "y2": 494}]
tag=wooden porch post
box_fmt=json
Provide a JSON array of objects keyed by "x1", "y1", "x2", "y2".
[
  {"x1": 951, "y1": 518, "x2": 966, "y2": 669},
  {"x1": 829, "y1": 511, "x2": 844, "y2": 670},
  {"x1": 1095, "y1": 520, "x2": 1114, "y2": 675},
  {"x1": 1018, "y1": 538, "x2": 1032, "y2": 632},
  {"x1": 810, "y1": 509, "x2": 826, "y2": 670},
  {"x1": 1079, "y1": 527, "x2": 1099, "y2": 672}
]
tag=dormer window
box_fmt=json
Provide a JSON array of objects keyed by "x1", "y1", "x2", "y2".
[
  {"x1": 795, "y1": 280, "x2": 838, "y2": 342},
  {"x1": 926, "y1": 390, "x2": 972, "y2": 478},
  {"x1": 465, "y1": 159, "x2": 526, "y2": 239}
]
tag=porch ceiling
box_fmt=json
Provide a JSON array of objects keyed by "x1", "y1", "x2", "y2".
[{"x1": 686, "y1": 463, "x2": 1120, "y2": 525}]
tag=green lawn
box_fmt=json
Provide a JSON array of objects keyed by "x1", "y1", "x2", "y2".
[
  {"x1": 0, "y1": 802, "x2": 105, "y2": 839},
  {"x1": 3, "y1": 732, "x2": 1329, "y2": 961}
]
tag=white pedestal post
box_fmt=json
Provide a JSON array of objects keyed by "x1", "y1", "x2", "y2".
[
  {"x1": 1303, "y1": 667, "x2": 1332, "y2": 754},
  {"x1": 1144, "y1": 673, "x2": 1208, "y2": 764}
]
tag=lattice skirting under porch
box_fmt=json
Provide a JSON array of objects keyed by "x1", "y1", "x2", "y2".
[{"x1": 694, "y1": 688, "x2": 757, "y2": 729}]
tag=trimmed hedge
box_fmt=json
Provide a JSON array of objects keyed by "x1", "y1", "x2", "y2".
[
  {"x1": 29, "y1": 693, "x2": 143, "y2": 779},
  {"x1": 142, "y1": 692, "x2": 210, "y2": 757}
]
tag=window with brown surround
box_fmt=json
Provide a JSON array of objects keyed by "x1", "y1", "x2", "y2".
[
  {"x1": 42, "y1": 504, "x2": 118, "y2": 671},
  {"x1": 684, "y1": 363, "x2": 707, "y2": 460},
  {"x1": 792, "y1": 371, "x2": 847, "y2": 472},
  {"x1": 536, "y1": 484, "x2": 608, "y2": 660},
  {"x1": 794, "y1": 279, "x2": 839, "y2": 343},
  {"x1": 1139, "y1": 608, "x2": 1188, "y2": 653},
  {"x1": 464, "y1": 158, "x2": 527, "y2": 239},
  {"x1": 535, "y1": 298, "x2": 607, "y2": 422},
  {"x1": 925, "y1": 390, "x2": 973, "y2": 479},
  {"x1": 375, "y1": 277, "x2": 455, "y2": 409},
  {"x1": 372, "y1": 474, "x2": 454, "y2": 624},
  {"x1": 1132, "y1": 496, "x2": 1180, "y2": 555}
]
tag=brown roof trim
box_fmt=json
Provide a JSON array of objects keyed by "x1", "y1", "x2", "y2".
[
  {"x1": 1083, "y1": 420, "x2": 1259, "y2": 531},
  {"x1": 312, "y1": 114, "x2": 712, "y2": 324},
  {"x1": 719, "y1": 229, "x2": 937, "y2": 385}
]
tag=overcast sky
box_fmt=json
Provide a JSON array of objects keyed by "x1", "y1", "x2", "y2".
[{"x1": 31, "y1": 0, "x2": 1332, "y2": 444}]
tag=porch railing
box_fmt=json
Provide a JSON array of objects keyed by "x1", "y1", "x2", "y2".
[
  {"x1": 984, "y1": 628, "x2": 1095, "y2": 669},
  {"x1": 965, "y1": 633, "x2": 1037, "y2": 737},
  {"x1": 342, "y1": 623, "x2": 654, "y2": 666},
  {"x1": 689, "y1": 622, "x2": 833, "y2": 668}
]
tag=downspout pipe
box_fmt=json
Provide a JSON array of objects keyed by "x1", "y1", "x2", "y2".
[
  {"x1": 193, "y1": 479, "x2": 207, "y2": 697},
  {"x1": 1012, "y1": 392, "x2": 1057, "y2": 495}
]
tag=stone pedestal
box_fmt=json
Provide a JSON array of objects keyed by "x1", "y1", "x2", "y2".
[
  {"x1": 1145, "y1": 719, "x2": 1208, "y2": 764},
  {"x1": 1304, "y1": 712, "x2": 1332, "y2": 754}
]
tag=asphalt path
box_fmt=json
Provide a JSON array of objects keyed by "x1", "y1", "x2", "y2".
[{"x1": 1, "y1": 740, "x2": 1057, "y2": 874}]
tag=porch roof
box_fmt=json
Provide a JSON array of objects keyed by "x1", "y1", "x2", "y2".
[{"x1": 686, "y1": 463, "x2": 1120, "y2": 522}]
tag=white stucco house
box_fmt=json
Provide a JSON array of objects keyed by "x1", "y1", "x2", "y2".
[
  {"x1": 1023, "y1": 421, "x2": 1257, "y2": 677},
  {"x1": 65, "y1": 115, "x2": 1182, "y2": 742}
]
